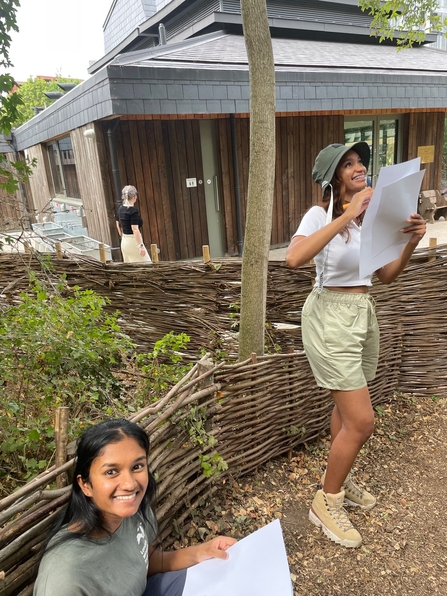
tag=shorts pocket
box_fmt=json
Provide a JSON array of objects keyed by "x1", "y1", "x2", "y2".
[{"x1": 323, "y1": 304, "x2": 363, "y2": 348}]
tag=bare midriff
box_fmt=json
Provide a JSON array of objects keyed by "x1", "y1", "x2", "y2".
[{"x1": 324, "y1": 286, "x2": 370, "y2": 294}]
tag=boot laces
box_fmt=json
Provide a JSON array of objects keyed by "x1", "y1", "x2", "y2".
[
  {"x1": 327, "y1": 499, "x2": 354, "y2": 532},
  {"x1": 344, "y1": 475, "x2": 364, "y2": 498}
]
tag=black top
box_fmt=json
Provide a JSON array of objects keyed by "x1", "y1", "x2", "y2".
[{"x1": 116, "y1": 205, "x2": 143, "y2": 235}]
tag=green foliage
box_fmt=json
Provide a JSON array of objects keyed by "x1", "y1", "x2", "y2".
[
  {"x1": 179, "y1": 405, "x2": 228, "y2": 478},
  {"x1": 199, "y1": 453, "x2": 228, "y2": 478},
  {"x1": 360, "y1": 0, "x2": 447, "y2": 48},
  {"x1": 375, "y1": 405, "x2": 386, "y2": 416},
  {"x1": 0, "y1": 0, "x2": 37, "y2": 197},
  {"x1": 0, "y1": 0, "x2": 21, "y2": 134},
  {"x1": 0, "y1": 152, "x2": 37, "y2": 196},
  {"x1": 135, "y1": 331, "x2": 192, "y2": 396},
  {"x1": 180, "y1": 405, "x2": 216, "y2": 448},
  {"x1": 0, "y1": 275, "x2": 136, "y2": 480},
  {"x1": 12, "y1": 76, "x2": 82, "y2": 127},
  {"x1": 229, "y1": 301, "x2": 240, "y2": 330}
]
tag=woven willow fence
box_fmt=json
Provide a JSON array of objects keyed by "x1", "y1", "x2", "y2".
[{"x1": 1, "y1": 244, "x2": 447, "y2": 595}]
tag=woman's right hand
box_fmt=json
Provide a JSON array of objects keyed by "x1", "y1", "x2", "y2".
[{"x1": 345, "y1": 187, "x2": 374, "y2": 220}]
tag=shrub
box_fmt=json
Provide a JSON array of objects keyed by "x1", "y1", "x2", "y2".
[{"x1": 0, "y1": 274, "x2": 136, "y2": 483}]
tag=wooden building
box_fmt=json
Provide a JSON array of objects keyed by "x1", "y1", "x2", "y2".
[{"x1": 7, "y1": 0, "x2": 447, "y2": 260}]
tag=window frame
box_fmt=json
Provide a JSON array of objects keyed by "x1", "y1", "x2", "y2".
[{"x1": 344, "y1": 114, "x2": 403, "y2": 184}]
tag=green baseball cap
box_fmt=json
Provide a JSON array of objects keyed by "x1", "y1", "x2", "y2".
[{"x1": 312, "y1": 142, "x2": 370, "y2": 188}]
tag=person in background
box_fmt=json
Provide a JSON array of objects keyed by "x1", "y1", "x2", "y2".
[
  {"x1": 286, "y1": 142, "x2": 426, "y2": 548},
  {"x1": 34, "y1": 419, "x2": 236, "y2": 596},
  {"x1": 116, "y1": 185, "x2": 151, "y2": 263}
]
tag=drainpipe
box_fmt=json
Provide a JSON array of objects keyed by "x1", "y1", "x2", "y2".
[
  {"x1": 107, "y1": 120, "x2": 121, "y2": 209},
  {"x1": 230, "y1": 113, "x2": 244, "y2": 256}
]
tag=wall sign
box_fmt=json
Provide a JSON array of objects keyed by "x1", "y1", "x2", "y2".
[{"x1": 417, "y1": 145, "x2": 435, "y2": 164}]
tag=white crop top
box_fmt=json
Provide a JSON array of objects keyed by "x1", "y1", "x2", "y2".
[{"x1": 293, "y1": 206, "x2": 373, "y2": 287}]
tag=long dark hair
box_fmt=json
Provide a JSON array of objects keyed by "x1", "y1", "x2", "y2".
[
  {"x1": 319, "y1": 157, "x2": 365, "y2": 239},
  {"x1": 46, "y1": 419, "x2": 157, "y2": 546}
]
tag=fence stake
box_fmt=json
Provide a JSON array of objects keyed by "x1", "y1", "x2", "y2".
[
  {"x1": 198, "y1": 358, "x2": 215, "y2": 430},
  {"x1": 429, "y1": 237, "x2": 437, "y2": 262},
  {"x1": 202, "y1": 245, "x2": 210, "y2": 263},
  {"x1": 98, "y1": 243, "x2": 107, "y2": 263},
  {"x1": 54, "y1": 407, "x2": 70, "y2": 488},
  {"x1": 151, "y1": 244, "x2": 159, "y2": 262},
  {"x1": 55, "y1": 242, "x2": 62, "y2": 259}
]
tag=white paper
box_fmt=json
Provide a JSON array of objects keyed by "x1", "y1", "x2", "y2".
[
  {"x1": 182, "y1": 519, "x2": 293, "y2": 596},
  {"x1": 359, "y1": 158, "x2": 424, "y2": 278}
]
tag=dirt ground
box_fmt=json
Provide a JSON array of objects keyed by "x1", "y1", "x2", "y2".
[{"x1": 179, "y1": 393, "x2": 447, "y2": 595}]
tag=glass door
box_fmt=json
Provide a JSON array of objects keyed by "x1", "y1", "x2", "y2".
[{"x1": 344, "y1": 116, "x2": 401, "y2": 185}]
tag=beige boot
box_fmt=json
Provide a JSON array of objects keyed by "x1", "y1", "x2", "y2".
[
  {"x1": 309, "y1": 489, "x2": 362, "y2": 548},
  {"x1": 321, "y1": 470, "x2": 376, "y2": 510}
]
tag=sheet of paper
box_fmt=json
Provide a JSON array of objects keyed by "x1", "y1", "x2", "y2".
[
  {"x1": 182, "y1": 519, "x2": 293, "y2": 596},
  {"x1": 359, "y1": 158, "x2": 423, "y2": 278}
]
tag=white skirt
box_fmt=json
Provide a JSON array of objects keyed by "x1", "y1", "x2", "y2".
[{"x1": 121, "y1": 234, "x2": 152, "y2": 263}]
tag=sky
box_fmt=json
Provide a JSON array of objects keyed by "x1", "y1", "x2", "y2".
[{"x1": 7, "y1": 0, "x2": 112, "y2": 82}]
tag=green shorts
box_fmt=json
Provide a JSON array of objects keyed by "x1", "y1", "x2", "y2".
[{"x1": 301, "y1": 287, "x2": 379, "y2": 391}]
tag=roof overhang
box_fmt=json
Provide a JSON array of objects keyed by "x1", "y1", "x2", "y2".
[{"x1": 13, "y1": 35, "x2": 447, "y2": 152}]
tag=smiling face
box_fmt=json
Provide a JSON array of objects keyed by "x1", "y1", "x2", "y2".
[
  {"x1": 77, "y1": 436, "x2": 149, "y2": 534},
  {"x1": 336, "y1": 150, "x2": 367, "y2": 200}
]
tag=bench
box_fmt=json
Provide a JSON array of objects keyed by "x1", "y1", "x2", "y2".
[{"x1": 418, "y1": 190, "x2": 447, "y2": 224}]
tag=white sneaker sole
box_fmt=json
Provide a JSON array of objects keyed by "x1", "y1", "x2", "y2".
[
  {"x1": 344, "y1": 497, "x2": 377, "y2": 511},
  {"x1": 309, "y1": 509, "x2": 362, "y2": 548}
]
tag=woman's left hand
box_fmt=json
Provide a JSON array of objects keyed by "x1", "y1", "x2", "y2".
[
  {"x1": 194, "y1": 536, "x2": 237, "y2": 563},
  {"x1": 401, "y1": 213, "x2": 426, "y2": 246}
]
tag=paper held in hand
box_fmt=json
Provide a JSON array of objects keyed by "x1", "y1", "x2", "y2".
[
  {"x1": 182, "y1": 519, "x2": 293, "y2": 596},
  {"x1": 359, "y1": 158, "x2": 425, "y2": 279}
]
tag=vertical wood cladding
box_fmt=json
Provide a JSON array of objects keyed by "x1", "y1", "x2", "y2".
[
  {"x1": 108, "y1": 111, "x2": 443, "y2": 260},
  {"x1": 217, "y1": 114, "x2": 344, "y2": 254},
  {"x1": 0, "y1": 154, "x2": 28, "y2": 230},
  {"x1": 71, "y1": 125, "x2": 112, "y2": 246},
  {"x1": 113, "y1": 119, "x2": 208, "y2": 261},
  {"x1": 403, "y1": 112, "x2": 445, "y2": 191}
]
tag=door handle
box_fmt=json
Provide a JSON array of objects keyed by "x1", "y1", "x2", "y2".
[{"x1": 213, "y1": 175, "x2": 220, "y2": 212}]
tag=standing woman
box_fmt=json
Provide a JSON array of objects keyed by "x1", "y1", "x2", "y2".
[
  {"x1": 34, "y1": 419, "x2": 236, "y2": 595},
  {"x1": 286, "y1": 142, "x2": 426, "y2": 548},
  {"x1": 116, "y1": 185, "x2": 151, "y2": 263}
]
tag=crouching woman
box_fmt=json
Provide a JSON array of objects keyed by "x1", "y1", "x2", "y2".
[{"x1": 34, "y1": 419, "x2": 236, "y2": 595}]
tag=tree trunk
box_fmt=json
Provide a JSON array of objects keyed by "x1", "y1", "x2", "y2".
[{"x1": 238, "y1": 0, "x2": 276, "y2": 361}]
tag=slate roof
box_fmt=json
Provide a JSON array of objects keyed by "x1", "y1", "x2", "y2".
[
  {"x1": 112, "y1": 32, "x2": 447, "y2": 75},
  {"x1": 12, "y1": 33, "x2": 447, "y2": 151}
]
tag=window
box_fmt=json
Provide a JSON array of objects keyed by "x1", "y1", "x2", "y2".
[
  {"x1": 344, "y1": 116, "x2": 401, "y2": 185},
  {"x1": 47, "y1": 136, "x2": 81, "y2": 202}
]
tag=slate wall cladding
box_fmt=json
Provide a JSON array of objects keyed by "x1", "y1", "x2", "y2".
[
  {"x1": 12, "y1": 63, "x2": 447, "y2": 151},
  {"x1": 104, "y1": 0, "x2": 157, "y2": 54}
]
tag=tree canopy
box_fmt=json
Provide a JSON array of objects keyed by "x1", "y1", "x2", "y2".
[
  {"x1": 0, "y1": 0, "x2": 35, "y2": 197},
  {"x1": 360, "y1": 0, "x2": 447, "y2": 48},
  {"x1": 13, "y1": 76, "x2": 82, "y2": 127}
]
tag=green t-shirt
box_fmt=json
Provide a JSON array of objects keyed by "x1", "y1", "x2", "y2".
[{"x1": 34, "y1": 509, "x2": 157, "y2": 596}]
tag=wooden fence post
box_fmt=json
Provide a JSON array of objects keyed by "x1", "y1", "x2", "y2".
[
  {"x1": 151, "y1": 244, "x2": 159, "y2": 262},
  {"x1": 55, "y1": 242, "x2": 63, "y2": 259},
  {"x1": 202, "y1": 245, "x2": 210, "y2": 263},
  {"x1": 429, "y1": 237, "x2": 437, "y2": 262},
  {"x1": 54, "y1": 407, "x2": 70, "y2": 488},
  {"x1": 98, "y1": 243, "x2": 107, "y2": 263}
]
